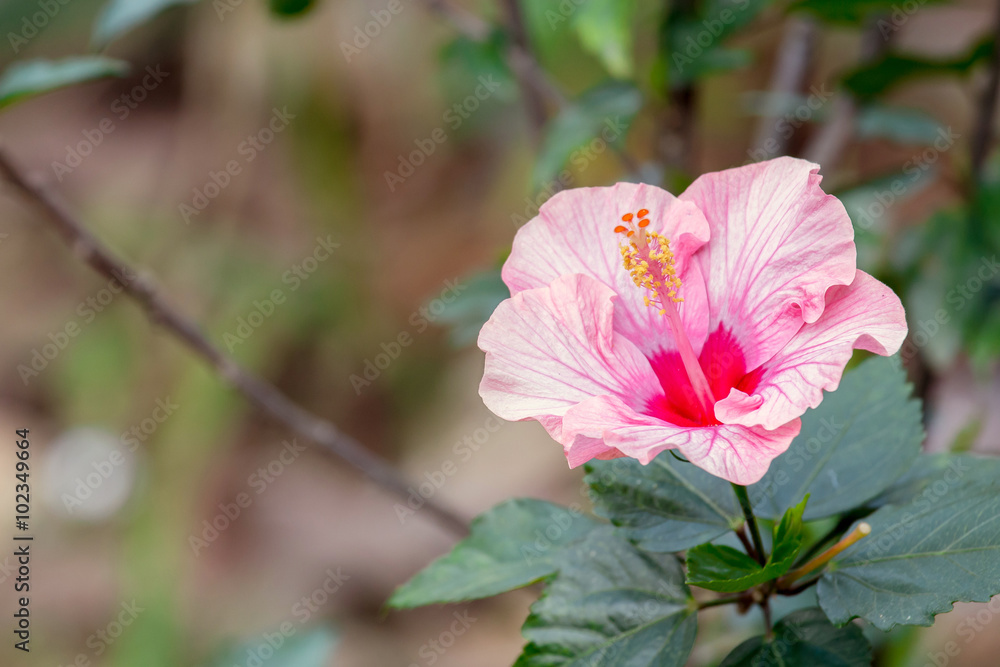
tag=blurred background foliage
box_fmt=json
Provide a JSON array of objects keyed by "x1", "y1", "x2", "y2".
[{"x1": 1, "y1": 0, "x2": 1000, "y2": 665}]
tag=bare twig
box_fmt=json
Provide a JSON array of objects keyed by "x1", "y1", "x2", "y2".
[
  {"x1": 751, "y1": 16, "x2": 818, "y2": 157},
  {"x1": 500, "y1": 0, "x2": 549, "y2": 142},
  {"x1": 0, "y1": 147, "x2": 471, "y2": 538},
  {"x1": 971, "y1": 0, "x2": 1000, "y2": 183}
]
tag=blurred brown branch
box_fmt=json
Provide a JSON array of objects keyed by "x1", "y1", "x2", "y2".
[
  {"x1": 971, "y1": 0, "x2": 1000, "y2": 183},
  {"x1": 0, "y1": 147, "x2": 471, "y2": 538}
]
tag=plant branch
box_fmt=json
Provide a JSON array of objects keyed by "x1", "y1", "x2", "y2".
[
  {"x1": 698, "y1": 593, "x2": 747, "y2": 609},
  {"x1": 732, "y1": 484, "x2": 766, "y2": 566},
  {"x1": 499, "y1": 0, "x2": 549, "y2": 142},
  {"x1": 735, "y1": 524, "x2": 759, "y2": 562},
  {"x1": 971, "y1": 0, "x2": 1000, "y2": 183},
  {"x1": 0, "y1": 147, "x2": 471, "y2": 538}
]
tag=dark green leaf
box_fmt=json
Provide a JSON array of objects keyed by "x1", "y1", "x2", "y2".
[
  {"x1": 532, "y1": 81, "x2": 640, "y2": 190},
  {"x1": 388, "y1": 499, "x2": 599, "y2": 607},
  {"x1": 818, "y1": 456, "x2": 1000, "y2": 630},
  {"x1": 663, "y1": 0, "x2": 772, "y2": 88},
  {"x1": 865, "y1": 453, "x2": 977, "y2": 509},
  {"x1": 750, "y1": 356, "x2": 923, "y2": 521},
  {"x1": 790, "y1": 0, "x2": 939, "y2": 24},
  {"x1": 571, "y1": 0, "x2": 636, "y2": 79},
  {"x1": 720, "y1": 608, "x2": 871, "y2": 667},
  {"x1": 686, "y1": 496, "x2": 806, "y2": 593},
  {"x1": 842, "y1": 39, "x2": 993, "y2": 99},
  {"x1": 0, "y1": 57, "x2": 129, "y2": 110},
  {"x1": 516, "y1": 527, "x2": 697, "y2": 667},
  {"x1": 685, "y1": 544, "x2": 762, "y2": 592},
  {"x1": 93, "y1": 0, "x2": 198, "y2": 48},
  {"x1": 586, "y1": 453, "x2": 742, "y2": 552},
  {"x1": 269, "y1": 0, "x2": 315, "y2": 18}
]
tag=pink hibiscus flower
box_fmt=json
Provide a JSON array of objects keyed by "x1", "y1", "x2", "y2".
[{"x1": 478, "y1": 157, "x2": 908, "y2": 484}]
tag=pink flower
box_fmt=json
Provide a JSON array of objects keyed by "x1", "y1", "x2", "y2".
[{"x1": 478, "y1": 157, "x2": 908, "y2": 484}]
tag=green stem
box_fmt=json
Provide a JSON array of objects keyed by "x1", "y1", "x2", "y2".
[
  {"x1": 732, "y1": 484, "x2": 766, "y2": 565},
  {"x1": 697, "y1": 594, "x2": 745, "y2": 610}
]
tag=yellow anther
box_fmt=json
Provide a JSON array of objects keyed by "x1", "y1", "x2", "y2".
[{"x1": 613, "y1": 208, "x2": 683, "y2": 313}]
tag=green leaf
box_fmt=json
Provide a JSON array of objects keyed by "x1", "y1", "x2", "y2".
[
  {"x1": 865, "y1": 453, "x2": 977, "y2": 509},
  {"x1": 515, "y1": 527, "x2": 697, "y2": 667},
  {"x1": 856, "y1": 104, "x2": 947, "y2": 145},
  {"x1": 388, "y1": 499, "x2": 599, "y2": 607},
  {"x1": 818, "y1": 456, "x2": 1000, "y2": 630},
  {"x1": 269, "y1": 0, "x2": 316, "y2": 18},
  {"x1": 719, "y1": 608, "x2": 871, "y2": 667},
  {"x1": 842, "y1": 39, "x2": 993, "y2": 99},
  {"x1": 0, "y1": 57, "x2": 129, "y2": 110},
  {"x1": 428, "y1": 269, "x2": 509, "y2": 347},
  {"x1": 686, "y1": 496, "x2": 807, "y2": 593},
  {"x1": 440, "y1": 31, "x2": 516, "y2": 105},
  {"x1": 532, "y1": 81, "x2": 641, "y2": 190},
  {"x1": 586, "y1": 453, "x2": 742, "y2": 552},
  {"x1": 685, "y1": 544, "x2": 763, "y2": 592},
  {"x1": 749, "y1": 356, "x2": 923, "y2": 521},
  {"x1": 571, "y1": 0, "x2": 635, "y2": 79},
  {"x1": 93, "y1": 0, "x2": 199, "y2": 48}
]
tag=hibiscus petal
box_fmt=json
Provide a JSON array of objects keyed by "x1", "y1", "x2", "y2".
[
  {"x1": 715, "y1": 270, "x2": 908, "y2": 430},
  {"x1": 680, "y1": 156, "x2": 857, "y2": 369},
  {"x1": 502, "y1": 182, "x2": 712, "y2": 356},
  {"x1": 563, "y1": 394, "x2": 801, "y2": 485},
  {"x1": 478, "y1": 273, "x2": 661, "y2": 446}
]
